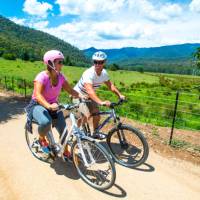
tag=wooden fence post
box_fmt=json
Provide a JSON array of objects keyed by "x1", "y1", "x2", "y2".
[
  {"x1": 24, "y1": 79, "x2": 26, "y2": 98},
  {"x1": 4, "y1": 76, "x2": 7, "y2": 89},
  {"x1": 169, "y1": 90, "x2": 179, "y2": 145}
]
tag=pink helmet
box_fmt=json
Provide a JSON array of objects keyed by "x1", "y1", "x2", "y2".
[{"x1": 43, "y1": 50, "x2": 64, "y2": 65}]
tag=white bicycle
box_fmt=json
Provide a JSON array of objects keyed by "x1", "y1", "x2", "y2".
[{"x1": 25, "y1": 102, "x2": 116, "y2": 191}]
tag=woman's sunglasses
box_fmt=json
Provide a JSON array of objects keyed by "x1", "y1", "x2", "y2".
[
  {"x1": 94, "y1": 60, "x2": 104, "y2": 65},
  {"x1": 56, "y1": 60, "x2": 64, "y2": 65}
]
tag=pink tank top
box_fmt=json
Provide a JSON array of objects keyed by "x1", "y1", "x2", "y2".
[{"x1": 32, "y1": 71, "x2": 66, "y2": 104}]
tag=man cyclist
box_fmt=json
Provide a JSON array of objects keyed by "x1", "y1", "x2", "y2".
[{"x1": 73, "y1": 51, "x2": 125, "y2": 139}]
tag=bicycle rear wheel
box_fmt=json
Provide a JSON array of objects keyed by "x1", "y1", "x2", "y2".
[
  {"x1": 25, "y1": 123, "x2": 52, "y2": 163},
  {"x1": 107, "y1": 124, "x2": 149, "y2": 168},
  {"x1": 72, "y1": 139, "x2": 116, "y2": 191}
]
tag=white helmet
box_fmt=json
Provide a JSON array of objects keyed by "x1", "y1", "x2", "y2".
[{"x1": 92, "y1": 51, "x2": 107, "y2": 61}]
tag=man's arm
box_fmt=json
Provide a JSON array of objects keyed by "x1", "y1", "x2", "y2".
[
  {"x1": 104, "y1": 80, "x2": 125, "y2": 99},
  {"x1": 84, "y1": 83, "x2": 104, "y2": 105},
  {"x1": 84, "y1": 83, "x2": 111, "y2": 106}
]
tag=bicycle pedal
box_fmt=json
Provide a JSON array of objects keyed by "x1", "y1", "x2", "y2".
[
  {"x1": 92, "y1": 132, "x2": 107, "y2": 140},
  {"x1": 63, "y1": 155, "x2": 73, "y2": 163}
]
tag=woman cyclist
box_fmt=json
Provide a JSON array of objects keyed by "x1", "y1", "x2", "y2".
[{"x1": 26, "y1": 50, "x2": 80, "y2": 156}]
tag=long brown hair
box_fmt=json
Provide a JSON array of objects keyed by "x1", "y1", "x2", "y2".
[{"x1": 46, "y1": 62, "x2": 58, "y2": 86}]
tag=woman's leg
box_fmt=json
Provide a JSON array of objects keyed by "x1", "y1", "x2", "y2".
[
  {"x1": 54, "y1": 111, "x2": 67, "y2": 137},
  {"x1": 32, "y1": 105, "x2": 52, "y2": 137}
]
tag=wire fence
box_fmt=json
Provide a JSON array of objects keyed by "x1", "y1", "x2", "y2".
[{"x1": 0, "y1": 75, "x2": 200, "y2": 145}]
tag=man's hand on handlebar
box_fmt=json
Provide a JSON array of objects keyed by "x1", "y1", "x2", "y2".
[
  {"x1": 119, "y1": 95, "x2": 126, "y2": 101},
  {"x1": 100, "y1": 100, "x2": 111, "y2": 107}
]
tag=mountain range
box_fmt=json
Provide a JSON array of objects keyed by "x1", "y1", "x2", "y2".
[
  {"x1": 83, "y1": 44, "x2": 200, "y2": 74},
  {"x1": 84, "y1": 44, "x2": 200, "y2": 62}
]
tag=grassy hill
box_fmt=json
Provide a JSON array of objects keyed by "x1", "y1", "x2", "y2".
[
  {"x1": 0, "y1": 58, "x2": 159, "y2": 86},
  {"x1": 0, "y1": 58, "x2": 199, "y2": 131},
  {"x1": 0, "y1": 15, "x2": 90, "y2": 66}
]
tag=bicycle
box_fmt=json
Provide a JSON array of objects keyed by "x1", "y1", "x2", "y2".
[
  {"x1": 25, "y1": 102, "x2": 116, "y2": 191},
  {"x1": 82, "y1": 99, "x2": 149, "y2": 168}
]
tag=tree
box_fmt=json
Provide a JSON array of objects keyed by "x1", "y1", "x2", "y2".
[
  {"x1": 109, "y1": 63, "x2": 120, "y2": 71},
  {"x1": 194, "y1": 47, "x2": 200, "y2": 69},
  {"x1": 20, "y1": 51, "x2": 30, "y2": 61},
  {"x1": 2, "y1": 53, "x2": 16, "y2": 60}
]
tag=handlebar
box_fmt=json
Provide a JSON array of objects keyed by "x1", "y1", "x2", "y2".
[
  {"x1": 58, "y1": 99, "x2": 91, "y2": 111},
  {"x1": 109, "y1": 98, "x2": 127, "y2": 109},
  {"x1": 57, "y1": 98, "x2": 126, "y2": 112}
]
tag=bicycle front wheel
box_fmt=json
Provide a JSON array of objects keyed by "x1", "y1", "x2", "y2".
[
  {"x1": 72, "y1": 139, "x2": 116, "y2": 191},
  {"x1": 107, "y1": 124, "x2": 149, "y2": 168},
  {"x1": 25, "y1": 123, "x2": 52, "y2": 163}
]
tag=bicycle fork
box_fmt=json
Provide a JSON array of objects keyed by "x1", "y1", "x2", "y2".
[
  {"x1": 117, "y1": 128, "x2": 129, "y2": 149},
  {"x1": 77, "y1": 137, "x2": 95, "y2": 168}
]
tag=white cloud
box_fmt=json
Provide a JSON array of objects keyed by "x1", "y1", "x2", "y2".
[
  {"x1": 40, "y1": 12, "x2": 200, "y2": 50},
  {"x1": 23, "y1": 0, "x2": 53, "y2": 18},
  {"x1": 9, "y1": 17, "x2": 26, "y2": 25},
  {"x1": 30, "y1": 20, "x2": 49, "y2": 29},
  {"x1": 15, "y1": 0, "x2": 200, "y2": 49},
  {"x1": 128, "y1": 0, "x2": 183, "y2": 21},
  {"x1": 189, "y1": 0, "x2": 200, "y2": 13},
  {"x1": 55, "y1": 0, "x2": 125, "y2": 16},
  {"x1": 9, "y1": 16, "x2": 49, "y2": 31}
]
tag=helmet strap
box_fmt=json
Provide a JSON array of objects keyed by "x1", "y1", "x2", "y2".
[{"x1": 47, "y1": 61, "x2": 59, "y2": 75}]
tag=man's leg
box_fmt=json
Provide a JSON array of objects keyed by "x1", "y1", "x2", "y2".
[{"x1": 92, "y1": 109, "x2": 100, "y2": 131}]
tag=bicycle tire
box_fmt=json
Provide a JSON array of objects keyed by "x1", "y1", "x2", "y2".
[
  {"x1": 107, "y1": 124, "x2": 149, "y2": 168},
  {"x1": 25, "y1": 124, "x2": 53, "y2": 163},
  {"x1": 72, "y1": 139, "x2": 116, "y2": 191}
]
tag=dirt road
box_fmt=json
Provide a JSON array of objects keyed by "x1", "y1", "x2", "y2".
[{"x1": 0, "y1": 93, "x2": 200, "y2": 200}]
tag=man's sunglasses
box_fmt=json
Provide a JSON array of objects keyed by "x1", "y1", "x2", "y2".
[{"x1": 94, "y1": 60, "x2": 104, "y2": 65}]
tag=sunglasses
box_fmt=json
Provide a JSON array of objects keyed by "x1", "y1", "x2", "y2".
[
  {"x1": 56, "y1": 60, "x2": 64, "y2": 65},
  {"x1": 94, "y1": 60, "x2": 104, "y2": 65}
]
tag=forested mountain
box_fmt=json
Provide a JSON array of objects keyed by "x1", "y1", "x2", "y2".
[
  {"x1": 0, "y1": 15, "x2": 90, "y2": 66},
  {"x1": 84, "y1": 44, "x2": 200, "y2": 74}
]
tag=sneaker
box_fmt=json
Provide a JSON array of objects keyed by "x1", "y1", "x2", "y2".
[
  {"x1": 63, "y1": 152, "x2": 73, "y2": 162},
  {"x1": 92, "y1": 132, "x2": 107, "y2": 140},
  {"x1": 51, "y1": 144, "x2": 61, "y2": 155},
  {"x1": 63, "y1": 146, "x2": 72, "y2": 162},
  {"x1": 38, "y1": 138, "x2": 50, "y2": 154},
  {"x1": 63, "y1": 150, "x2": 71, "y2": 158}
]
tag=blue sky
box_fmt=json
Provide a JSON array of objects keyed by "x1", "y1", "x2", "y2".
[{"x1": 0, "y1": 0, "x2": 200, "y2": 49}]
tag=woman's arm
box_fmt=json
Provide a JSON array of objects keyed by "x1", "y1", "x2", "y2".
[{"x1": 62, "y1": 80, "x2": 79, "y2": 98}]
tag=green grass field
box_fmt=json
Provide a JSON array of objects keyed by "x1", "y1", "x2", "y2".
[
  {"x1": 0, "y1": 58, "x2": 200, "y2": 131},
  {"x1": 0, "y1": 58, "x2": 159, "y2": 85}
]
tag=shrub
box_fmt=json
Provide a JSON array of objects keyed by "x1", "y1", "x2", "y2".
[{"x1": 2, "y1": 53, "x2": 16, "y2": 60}]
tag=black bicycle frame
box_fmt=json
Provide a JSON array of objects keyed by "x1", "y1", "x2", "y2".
[
  {"x1": 92, "y1": 109, "x2": 118, "y2": 132},
  {"x1": 92, "y1": 108, "x2": 127, "y2": 146}
]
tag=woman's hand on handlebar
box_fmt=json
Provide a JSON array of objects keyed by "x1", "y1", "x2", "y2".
[{"x1": 49, "y1": 103, "x2": 59, "y2": 111}]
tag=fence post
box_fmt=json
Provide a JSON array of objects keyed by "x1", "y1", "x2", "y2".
[
  {"x1": 12, "y1": 77, "x2": 14, "y2": 92},
  {"x1": 24, "y1": 79, "x2": 26, "y2": 98},
  {"x1": 169, "y1": 90, "x2": 179, "y2": 145},
  {"x1": 4, "y1": 76, "x2": 7, "y2": 89}
]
